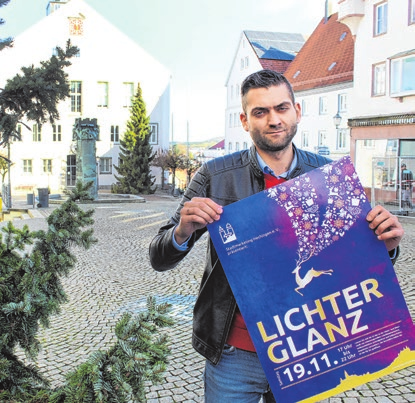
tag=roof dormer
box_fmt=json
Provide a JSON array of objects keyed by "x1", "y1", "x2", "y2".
[{"x1": 46, "y1": 0, "x2": 69, "y2": 16}]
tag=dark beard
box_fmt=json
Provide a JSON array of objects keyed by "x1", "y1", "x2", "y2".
[{"x1": 251, "y1": 122, "x2": 297, "y2": 153}]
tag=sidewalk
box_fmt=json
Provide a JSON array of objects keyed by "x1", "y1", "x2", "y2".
[{"x1": 3, "y1": 194, "x2": 415, "y2": 402}]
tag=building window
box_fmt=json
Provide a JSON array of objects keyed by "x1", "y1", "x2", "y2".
[
  {"x1": 245, "y1": 56, "x2": 249, "y2": 68},
  {"x1": 318, "y1": 130, "x2": 327, "y2": 146},
  {"x1": 410, "y1": 0, "x2": 415, "y2": 24},
  {"x1": 337, "y1": 129, "x2": 347, "y2": 150},
  {"x1": 23, "y1": 159, "x2": 32, "y2": 173},
  {"x1": 53, "y1": 124, "x2": 62, "y2": 141},
  {"x1": 43, "y1": 159, "x2": 52, "y2": 174},
  {"x1": 339, "y1": 94, "x2": 347, "y2": 112},
  {"x1": 100, "y1": 157, "x2": 112, "y2": 174},
  {"x1": 374, "y1": 2, "x2": 388, "y2": 36},
  {"x1": 149, "y1": 123, "x2": 158, "y2": 144},
  {"x1": 67, "y1": 155, "x2": 76, "y2": 186},
  {"x1": 243, "y1": 142, "x2": 248, "y2": 149},
  {"x1": 16, "y1": 124, "x2": 22, "y2": 141},
  {"x1": 319, "y1": 97, "x2": 328, "y2": 115},
  {"x1": 110, "y1": 125, "x2": 119, "y2": 143},
  {"x1": 301, "y1": 99, "x2": 309, "y2": 116},
  {"x1": 235, "y1": 142, "x2": 240, "y2": 151},
  {"x1": 233, "y1": 113, "x2": 238, "y2": 127},
  {"x1": 33, "y1": 124, "x2": 41, "y2": 141},
  {"x1": 228, "y1": 142, "x2": 232, "y2": 152},
  {"x1": 372, "y1": 63, "x2": 386, "y2": 96},
  {"x1": 97, "y1": 82, "x2": 108, "y2": 107},
  {"x1": 301, "y1": 131, "x2": 309, "y2": 148},
  {"x1": 390, "y1": 55, "x2": 415, "y2": 96},
  {"x1": 229, "y1": 114, "x2": 232, "y2": 128},
  {"x1": 363, "y1": 139, "x2": 375, "y2": 148},
  {"x1": 70, "y1": 81, "x2": 82, "y2": 113},
  {"x1": 123, "y1": 82, "x2": 134, "y2": 107}
]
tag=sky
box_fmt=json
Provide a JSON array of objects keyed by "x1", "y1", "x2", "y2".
[{"x1": 0, "y1": 0, "x2": 335, "y2": 142}]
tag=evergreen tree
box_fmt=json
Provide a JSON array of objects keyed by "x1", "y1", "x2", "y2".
[
  {"x1": 0, "y1": 40, "x2": 78, "y2": 146},
  {"x1": 52, "y1": 297, "x2": 173, "y2": 403},
  {"x1": 0, "y1": 182, "x2": 173, "y2": 402},
  {"x1": 0, "y1": 181, "x2": 97, "y2": 399},
  {"x1": 113, "y1": 84, "x2": 156, "y2": 195},
  {"x1": 0, "y1": 1, "x2": 78, "y2": 206}
]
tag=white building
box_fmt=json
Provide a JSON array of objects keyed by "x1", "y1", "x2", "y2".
[
  {"x1": 0, "y1": 0, "x2": 171, "y2": 194},
  {"x1": 225, "y1": 30, "x2": 305, "y2": 154},
  {"x1": 339, "y1": 0, "x2": 415, "y2": 189}
]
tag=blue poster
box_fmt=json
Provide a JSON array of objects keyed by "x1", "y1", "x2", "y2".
[{"x1": 208, "y1": 156, "x2": 415, "y2": 403}]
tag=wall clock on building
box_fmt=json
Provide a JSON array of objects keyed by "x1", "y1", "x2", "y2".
[{"x1": 69, "y1": 18, "x2": 83, "y2": 36}]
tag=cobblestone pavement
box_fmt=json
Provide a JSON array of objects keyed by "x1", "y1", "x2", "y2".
[{"x1": 3, "y1": 194, "x2": 415, "y2": 402}]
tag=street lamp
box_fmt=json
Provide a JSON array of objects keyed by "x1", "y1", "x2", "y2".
[
  {"x1": 96, "y1": 157, "x2": 100, "y2": 192},
  {"x1": 333, "y1": 112, "x2": 342, "y2": 129},
  {"x1": 333, "y1": 111, "x2": 342, "y2": 151}
]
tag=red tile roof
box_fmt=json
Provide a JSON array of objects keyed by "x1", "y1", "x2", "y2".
[
  {"x1": 209, "y1": 139, "x2": 225, "y2": 150},
  {"x1": 284, "y1": 13, "x2": 354, "y2": 92},
  {"x1": 259, "y1": 59, "x2": 292, "y2": 73}
]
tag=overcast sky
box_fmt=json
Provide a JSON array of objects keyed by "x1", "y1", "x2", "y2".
[{"x1": 0, "y1": 0, "x2": 335, "y2": 142}]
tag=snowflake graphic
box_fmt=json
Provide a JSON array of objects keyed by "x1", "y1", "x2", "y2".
[{"x1": 266, "y1": 157, "x2": 367, "y2": 262}]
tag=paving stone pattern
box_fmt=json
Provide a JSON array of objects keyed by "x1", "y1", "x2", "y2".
[{"x1": 4, "y1": 194, "x2": 415, "y2": 402}]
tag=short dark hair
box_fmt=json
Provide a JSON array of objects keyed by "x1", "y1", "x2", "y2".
[{"x1": 241, "y1": 69, "x2": 295, "y2": 112}]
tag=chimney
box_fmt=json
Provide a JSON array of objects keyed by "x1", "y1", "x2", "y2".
[{"x1": 324, "y1": 0, "x2": 333, "y2": 23}]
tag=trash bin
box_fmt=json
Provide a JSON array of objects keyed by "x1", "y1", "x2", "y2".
[
  {"x1": 27, "y1": 193, "x2": 34, "y2": 205},
  {"x1": 37, "y1": 188, "x2": 49, "y2": 208}
]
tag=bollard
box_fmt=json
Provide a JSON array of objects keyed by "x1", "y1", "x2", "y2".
[
  {"x1": 37, "y1": 188, "x2": 49, "y2": 208},
  {"x1": 27, "y1": 193, "x2": 34, "y2": 205}
]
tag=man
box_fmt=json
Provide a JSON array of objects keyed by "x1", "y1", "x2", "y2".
[
  {"x1": 149, "y1": 70, "x2": 404, "y2": 402},
  {"x1": 400, "y1": 163, "x2": 413, "y2": 209}
]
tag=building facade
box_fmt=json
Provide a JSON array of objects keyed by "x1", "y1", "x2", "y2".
[
  {"x1": 0, "y1": 0, "x2": 171, "y2": 194},
  {"x1": 339, "y1": 0, "x2": 415, "y2": 190},
  {"x1": 224, "y1": 30, "x2": 305, "y2": 154}
]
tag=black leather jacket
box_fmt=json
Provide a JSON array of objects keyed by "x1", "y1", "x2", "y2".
[{"x1": 149, "y1": 145, "x2": 332, "y2": 364}]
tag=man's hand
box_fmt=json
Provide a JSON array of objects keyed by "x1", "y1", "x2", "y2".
[
  {"x1": 366, "y1": 205, "x2": 404, "y2": 252},
  {"x1": 174, "y1": 197, "x2": 223, "y2": 245}
]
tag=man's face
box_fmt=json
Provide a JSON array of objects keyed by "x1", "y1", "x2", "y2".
[{"x1": 240, "y1": 84, "x2": 301, "y2": 153}]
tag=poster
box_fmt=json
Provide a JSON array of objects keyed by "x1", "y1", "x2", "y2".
[{"x1": 208, "y1": 156, "x2": 415, "y2": 403}]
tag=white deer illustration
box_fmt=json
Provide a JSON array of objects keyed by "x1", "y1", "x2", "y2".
[{"x1": 292, "y1": 247, "x2": 333, "y2": 296}]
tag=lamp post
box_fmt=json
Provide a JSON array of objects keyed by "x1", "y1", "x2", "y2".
[
  {"x1": 96, "y1": 157, "x2": 100, "y2": 192},
  {"x1": 333, "y1": 111, "x2": 342, "y2": 150},
  {"x1": 333, "y1": 112, "x2": 342, "y2": 130}
]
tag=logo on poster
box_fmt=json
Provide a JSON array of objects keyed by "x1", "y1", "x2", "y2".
[{"x1": 219, "y1": 223, "x2": 237, "y2": 244}]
